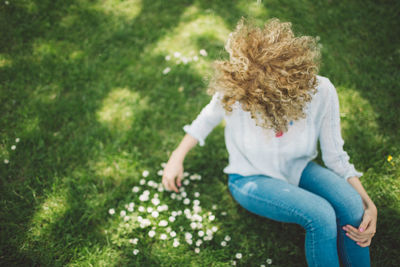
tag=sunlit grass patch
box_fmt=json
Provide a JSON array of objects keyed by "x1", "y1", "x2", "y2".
[
  {"x1": 97, "y1": 88, "x2": 148, "y2": 133},
  {"x1": 67, "y1": 246, "x2": 124, "y2": 267},
  {"x1": 236, "y1": 0, "x2": 270, "y2": 22},
  {"x1": 92, "y1": 0, "x2": 142, "y2": 21},
  {"x1": 0, "y1": 54, "x2": 12, "y2": 68},
  {"x1": 90, "y1": 150, "x2": 139, "y2": 184},
  {"x1": 337, "y1": 86, "x2": 379, "y2": 132},
  {"x1": 152, "y1": 5, "x2": 230, "y2": 76},
  {"x1": 28, "y1": 189, "x2": 69, "y2": 239}
]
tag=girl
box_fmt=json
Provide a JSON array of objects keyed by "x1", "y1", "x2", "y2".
[{"x1": 162, "y1": 18, "x2": 377, "y2": 267}]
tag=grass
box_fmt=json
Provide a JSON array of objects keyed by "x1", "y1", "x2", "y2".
[{"x1": 0, "y1": 0, "x2": 399, "y2": 266}]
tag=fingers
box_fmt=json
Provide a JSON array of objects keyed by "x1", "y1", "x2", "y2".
[
  {"x1": 342, "y1": 223, "x2": 375, "y2": 247},
  {"x1": 162, "y1": 174, "x2": 179, "y2": 193},
  {"x1": 358, "y1": 215, "x2": 371, "y2": 233},
  {"x1": 177, "y1": 171, "x2": 183, "y2": 187}
]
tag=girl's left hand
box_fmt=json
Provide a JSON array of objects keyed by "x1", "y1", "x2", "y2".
[{"x1": 342, "y1": 206, "x2": 377, "y2": 247}]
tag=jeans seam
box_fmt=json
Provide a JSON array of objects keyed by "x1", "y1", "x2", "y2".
[{"x1": 228, "y1": 181, "x2": 320, "y2": 266}]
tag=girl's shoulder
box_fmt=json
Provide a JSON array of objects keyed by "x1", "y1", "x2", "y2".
[{"x1": 315, "y1": 75, "x2": 336, "y2": 100}]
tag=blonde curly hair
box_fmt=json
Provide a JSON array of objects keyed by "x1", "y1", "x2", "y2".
[{"x1": 207, "y1": 17, "x2": 321, "y2": 134}]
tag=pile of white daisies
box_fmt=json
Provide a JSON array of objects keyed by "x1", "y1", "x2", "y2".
[{"x1": 107, "y1": 164, "x2": 272, "y2": 266}]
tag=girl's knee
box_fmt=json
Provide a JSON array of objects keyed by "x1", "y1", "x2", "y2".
[
  {"x1": 305, "y1": 200, "x2": 337, "y2": 238},
  {"x1": 337, "y1": 189, "x2": 364, "y2": 226}
]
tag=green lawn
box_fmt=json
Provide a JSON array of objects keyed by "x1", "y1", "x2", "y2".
[{"x1": 1, "y1": 0, "x2": 399, "y2": 266}]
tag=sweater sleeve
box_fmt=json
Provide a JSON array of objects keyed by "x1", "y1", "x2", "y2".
[
  {"x1": 319, "y1": 80, "x2": 363, "y2": 181},
  {"x1": 183, "y1": 93, "x2": 225, "y2": 146}
]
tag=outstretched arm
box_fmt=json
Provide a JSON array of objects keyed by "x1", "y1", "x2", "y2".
[
  {"x1": 162, "y1": 92, "x2": 224, "y2": 192},
  {"x1": 162, "y1": 134, "x2": 198, "y2": 193}
]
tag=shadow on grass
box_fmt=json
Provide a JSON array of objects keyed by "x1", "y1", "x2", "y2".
[{"x1": 0, "y1": 0, "x2": 399, "y2": 266}]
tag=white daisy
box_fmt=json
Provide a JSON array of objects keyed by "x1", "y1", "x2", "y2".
[
  {"x1": 235, "y1": 253, "x2": 242, "y2": 259},
  {"x1": 140, "y1": 179, "x2": 146, "y2": 185},
  {"x1": 148, "y1": 230, "x2": 156, "y2": 238},
  {"x1": 206, "y1": 229, "x2": 213, "y2": 236},
  {"x1": 108, "y1": 208, "x2": 115, "y2": 215},
  {"x1": 260, "y1": 265, "x2": 266, "y2": 267},
  {"x1": 225, "y1": 235, "x2": 231, "y2": 241},
  {"x1": 165, "y1": 55, "x2": 171, "y2": 61},
  {"x1": 198, "y1": 230, "x2": 204, "y2": 237},
  {"x1": 221, "y1": 241, "x2": 227, "y2": 247},
  {"x1": 209, "y1": 214, "x2": 215, "y2": 221},
  {"x1": 162, "y1": 68, "x2": 171, "y2": 75},
  {"x1": 158, "y1": 220, "x2": 168, "y2": 227},
  {"x1": 15, "y1": 138, "x2": 20, "y2": 143},
  {"x1": 129, "y1": 238, "x2": 139, "y2": 244},
  {"x1": 190, "y1": 222, "x2": 197, "y2": 229},
  {"x1": 185, "y1": 232, "x2": 192, "y2": 240},
  {"x1": 173, "y1": 52, "x2": 181, "y2": 58},
  {"x1": 196, "y1": 239, "x2": 203, "y2": 246},
  {"x1": 151, "y1": 211, "x2": 159, "y2": 218},
  {"x1": 152, "y1": 198, "x2": 160, "y2": 206},
  {"x1": 120, "y1": 210, "x2": 126, "y2": 217},
  {"x1": 182, "y1": 57, "x2": 189, "y2": 64},
  {"x1": 183, "y1": 198, "x2": 190, "y2": 205},
  {"x1": 193, "y1": 205, "x2": 201, "y2": 213},
  {"x1": 160, "y1": 233, "x2": 168, "y2": 240},
  {"x1": 193, "y1": 199, "x2": 200, "y2": 206},
  {"x1": 138, "y1": 206, "x2": 145, "y2": 212},
  {"x1": 183, "y1": 179, "x2": 189, "y2": 185},
  {"x1": 194, "y1": 248, "x2": 200, "y2": 253},
  {"x1": 181, "y1": 191, "x2": 187, "y2": 198},
  {"x1": 212, "y1": 204, "x2": 218, "y2": 210},
  {"x1": 193, "y1": 55, "x2": 199, "y2": 61},
  {"x1": 132, "y1": 186, "x2": 140, "y2": 193},
  {"x1": 173, "y1": 239, "x2": 180, "y2": 247},
  {"x1": 221, "y1": 211, "x2": 227, "y2": 216},
  {"x1": 11, "y1": 145, "x2": 16, "y2": 150},
  {"x1": 170, "y1": 231, "x2": 177, "y2": 237},
  {"x1": 266, "y1": 259, "x2": 272, "y2": 264},
  {"x1": 199, "y1": 49, "x2": 208, "y2": 56},
  {"x1": 4, "y1": 159, "x2": 9, "y2": 164},
  {"x1": 139, "y1": 194, "x2": 149, "y2": 202},
  {"x1": 211, "y1": 226, "x2": 218, "y2": 232},
  {"x1": 231, "y1": 260, "x2": 236, "y2": 266},
  {"x1": 169, "y1": 216, "x2": 176, "y2": 222},
  {"x1": 183, "y1": 172, "x2": 189, "y2": 177},
  {"x1": 194, "y1": 192, "x2": 200, "y2": 198},
  {"x1": 124, "y1": 216, "x2": 130, "y2": 221},
  {"x1": 142, "y1": 170, "x2": 149, "y2": 177},
  {"x1": 133, "y1": 249, "x2": 139, "y2": 255}
]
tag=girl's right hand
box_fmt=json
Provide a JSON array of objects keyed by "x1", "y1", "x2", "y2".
[{"x1": 162, "y1": 154, "x2": 184, "y2": 193}]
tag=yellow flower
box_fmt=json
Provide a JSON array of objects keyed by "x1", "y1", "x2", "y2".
[{"x1": 387, "y1": 155, "x2": 393, "y2": 162}]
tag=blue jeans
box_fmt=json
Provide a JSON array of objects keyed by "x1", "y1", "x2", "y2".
[{"x1": 228, "y1": 161, "x2": 370, "y2": 267}]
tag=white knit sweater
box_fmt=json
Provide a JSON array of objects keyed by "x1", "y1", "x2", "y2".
[{"x1": 183, "y1": 75, "x2": 363, "y2": 186}]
